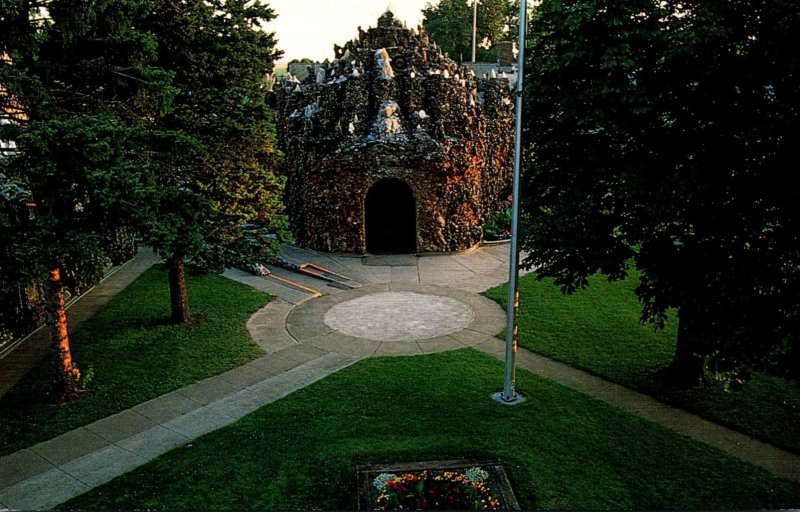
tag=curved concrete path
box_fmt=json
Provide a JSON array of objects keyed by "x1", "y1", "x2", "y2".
[{"x1": 1, "y1": 244, "x2": 798, "y2": 510}]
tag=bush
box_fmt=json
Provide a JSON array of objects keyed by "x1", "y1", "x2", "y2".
[{"x1": 483, "y1": 208, "x2": 511, "y2": 241}]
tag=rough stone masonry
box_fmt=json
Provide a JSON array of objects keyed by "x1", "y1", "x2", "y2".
[{"x1": 274, "y1": 11, "x2": 514, "y2": 253}]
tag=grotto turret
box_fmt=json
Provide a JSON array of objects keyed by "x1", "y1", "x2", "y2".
[{"x1": 274, "y1": 10, "x2": 514, "y2": 253}]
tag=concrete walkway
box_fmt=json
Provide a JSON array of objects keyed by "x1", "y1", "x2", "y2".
[{"x1": 1, "y1": 244, "x2": 798, "y2": 510}]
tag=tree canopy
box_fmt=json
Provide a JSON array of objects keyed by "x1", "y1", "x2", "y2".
[
  {"x1": 422, "y1": 0, "x2": 519, "y2": 62},
  {"x1": 520, "y1": 0, "x2": 800, "y2": 385},
  {"x1": 0, "y1": 0, "x2": 288, "y2": 398},
  {"x1": 137, "y1": 0, "x2": 287, "y2": 324},
  {"x1": 0, "y1": 0, "x2": 172, "y2": 400}
]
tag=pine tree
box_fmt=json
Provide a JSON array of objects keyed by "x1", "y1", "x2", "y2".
[
  {"x1": 137, "y1": 0, "x2": 288, "y2": 324},
  {"x1": 0, "y1": 0, "x2": 172, "y2": 401}
]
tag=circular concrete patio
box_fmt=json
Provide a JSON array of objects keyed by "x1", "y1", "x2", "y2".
[{"x1": 285, "y1": 283, "x2": 506, "y2": 357}]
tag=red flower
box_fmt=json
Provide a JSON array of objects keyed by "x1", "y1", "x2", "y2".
[{"x1": 375, "y1": 468, "x2": 499, "y2": 510}]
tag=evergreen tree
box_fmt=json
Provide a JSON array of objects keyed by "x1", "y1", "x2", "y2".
[
  {"x1": 138, "y1": 0, "x2": 287, "y2": 324},
  {"x1": 0, "y1": 0, "x2": 172, "y2": 401}
]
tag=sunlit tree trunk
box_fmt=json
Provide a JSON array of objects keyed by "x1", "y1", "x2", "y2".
[
  {"x1": 45, "y1": 266, "x2": 80, "y2": 402},
  {"x1": 167, "y1": 256, "x2": 192, "y2": 325}
]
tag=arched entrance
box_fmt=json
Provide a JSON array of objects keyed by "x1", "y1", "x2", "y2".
[{"x1": 365, "y1": 178, "x2": 416, "y2": 253}]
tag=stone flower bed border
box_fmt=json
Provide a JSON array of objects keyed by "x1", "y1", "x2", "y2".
[{"x1": 356, "y1": 458, "x2": 520, "y2": 510}]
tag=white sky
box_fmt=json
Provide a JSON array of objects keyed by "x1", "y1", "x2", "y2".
[{"x1": 266, "y1": 0, "x2": 431, "y2": 63}]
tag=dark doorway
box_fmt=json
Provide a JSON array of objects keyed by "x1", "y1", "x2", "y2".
[{"x1": 365, "y1": 178, "x2": 416, "y2": 253}]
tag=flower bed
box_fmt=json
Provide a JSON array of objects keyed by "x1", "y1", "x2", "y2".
[{"x1": 357, "y1": 459, "x2": 519, "y2": 511}]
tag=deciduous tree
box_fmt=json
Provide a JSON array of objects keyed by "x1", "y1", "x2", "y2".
[
  {"x1": 521, "y1": 0, "x2": 800, "y2": 386},
  {"x1": 422, "y1": 0, "x2": 518, "y2": 62}
]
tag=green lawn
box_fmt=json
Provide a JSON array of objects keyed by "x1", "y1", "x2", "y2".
[
  {"x1": 0, "y1": 265, "x2": 270, "y2": 456},
  {"x1": 64, "y1": 350, "x2": 800, "y2": 510},
  {"x1": 484, "y1": 272, "x2": 800, "y2": 454}
]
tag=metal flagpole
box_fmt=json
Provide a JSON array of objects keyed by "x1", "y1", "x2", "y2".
[
  {"x1": 494, "y1": 0, "x2": 527, "y2": 406},
  {"x1": 471, "y1": 0, "x2": 478, "y2": 63}
]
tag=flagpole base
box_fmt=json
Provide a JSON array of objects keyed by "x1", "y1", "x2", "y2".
[{"x1": 492, "y1": 391, "x2": 526, "y2": 406}]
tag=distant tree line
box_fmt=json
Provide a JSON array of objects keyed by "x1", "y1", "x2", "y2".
[{"x1": 422, "y1": 0, "x2": 523, "y2": 62}]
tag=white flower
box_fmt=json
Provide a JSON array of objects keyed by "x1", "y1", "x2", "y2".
[
  {"x1": 465, "y1": 467, "x2": 489, "y2": 483},
  {"x1": 373, "y1": 473, "x2": 397, "y2": 491}
]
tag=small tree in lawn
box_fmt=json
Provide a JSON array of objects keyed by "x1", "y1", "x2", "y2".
[
  {"x1": 0, "y1": 0, "x2": 172, "y2": 401},
  {"x1": 138, "y1": 0, "x2": 288, "y2": 325},
  {"x1": 521, "y1": 0, "x2": 799, "y2": 386}
]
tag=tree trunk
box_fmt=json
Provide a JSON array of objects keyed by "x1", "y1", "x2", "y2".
[
  {"x1": 167, "y1": 256, "x2": 192, "y2": 325},
  {"x1": 45, "y1": 266, "x2": 81, "y2": 403},
  {"x1": 667, "y1": 307, "x2": 707, "y2": 388}
]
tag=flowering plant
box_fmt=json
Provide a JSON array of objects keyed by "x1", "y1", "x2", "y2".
[{"x1": 373, "y1": 467, "x2": 500, "y2": 510}]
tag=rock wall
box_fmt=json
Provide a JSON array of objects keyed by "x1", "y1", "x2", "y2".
[{"x1": 274, "y1": 11, "x2": 514, "y2": 253}]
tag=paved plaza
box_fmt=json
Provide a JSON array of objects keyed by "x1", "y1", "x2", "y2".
[{"x1": 0, "y1": 244, "x2": 798, "y2": 510}]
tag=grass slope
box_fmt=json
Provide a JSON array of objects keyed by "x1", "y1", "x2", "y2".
[
  {"x1": 64, "y1": 350, "x2": 799, "y2": 510},
  {"x1": 0, "y1": 265, "x2": 270, "y2": 456},
  {"x1": 484, "y1": 272, "x2": 800, "y2": 454}
]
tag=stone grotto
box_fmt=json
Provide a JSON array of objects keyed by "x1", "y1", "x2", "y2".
[{"x1": 274, "y1": 10, "x2": 515, "y2": 254}]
